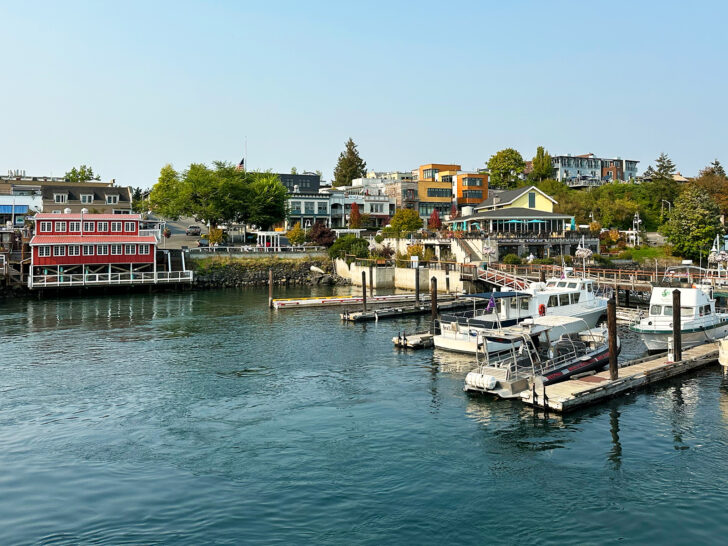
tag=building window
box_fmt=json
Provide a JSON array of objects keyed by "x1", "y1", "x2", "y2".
[
  {"x1": 106, "y1": 195, "x2": 119, "y2": 204},
  {"x1": 317, "y1": 202, "x2": 328, "y2": 214},
  {"x1": 290, "y1": 201, "x2": 301, "y2": 214},
  {"x1": 97, "y1": 222, "x2": 108, "y2": 232},
  {"x1": 463, "y1": 177, "x2": 483, "y2": 187},
  {"x1": 68, "y1": 245, "x2": 80, "y2": 256},
  {"x1": 40, "y1": 221, "x2": 52, "y2": 232},
  {"x1": 528, "y1": 192, "x2": 536, "y2": 208},
  {"x1": 80, "y1": 194, "x2": 94, "y2": 204},
  {"x1": 55, "y1": 221, "x2": 67, "y2": 232},
  {"x1": 69, "y1": 221, "x2": 81, "y2": 232},
  {"x1": 427, "y1": 188, "x2": 451, "y2": 198},
  {"x1": 441, "y1": 175, "x2": 453, "y2": 183},
  {"x1": 110, "y1": 244, "x2": 123, "y2": 255},
  {"x1": 124, "y1": 244, "x2": 135, "y2": 255},
  {"x1": 54, "y1": 193, "x2": 67, "y2": 204},
  {"x1": 139, "y1": 244, "x2": 150, "y2": 255},
  {"x1": 53, "y1": 245, "x2": 66, "y2": 256},
  {"x1": 38, "y1": 246, "x2": 51, "y2": 257},
  {"x1": 111, "y1": 222, "x2": 122, "y2": 232},
  {"x1": 423, "y1": 168, "x2": 439, "y2": 180},
  {"x1": 463, "y1": 190, "x2": 483, "y2": 199},
  {"x1": 305, "y1": 202, "x2": 315, "y2": 214},
  {"x1": 83, "y1": 221, "x2": 95, "y2": 232},
  {"x1": 124, "y1": 221, "x2": 135, "y2": 232},
  {"x1": 97, "y1": 245, "x2": 109, "y2": 255},
  {"x1": 83, "y1": 245, "x2": 94, "y2": 256}
]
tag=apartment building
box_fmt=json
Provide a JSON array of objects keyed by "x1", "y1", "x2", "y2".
[{"x1": 551, "y1": 154, "x2": 639, "y2": 186}]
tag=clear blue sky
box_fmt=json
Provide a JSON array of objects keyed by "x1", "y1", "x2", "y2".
[{"x1": 2, "y1": 0, "x2": 726, "y2": 188}]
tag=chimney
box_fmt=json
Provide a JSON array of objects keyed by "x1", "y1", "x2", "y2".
[{"x1": 492, "y1": 196, "x2": 500, "y2": 205}]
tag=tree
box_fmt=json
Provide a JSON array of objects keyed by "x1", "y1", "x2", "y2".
[
  {"x1": 308, "y1": 222, "x2": 336, "y2": 246},
  {"x1": 291, "y1": 167, "x2": 298, "y2": 174},
  {"x1": 333, "y1": 138, "x2": 367, "y2": 187},
  {"x1": 530, "y1": 146, "x2": 554, "y2": 181},
  {"x1": 131, "y1": 187, "x2": 145, "y2": 213},
  {"x1": 389, "y1": 208, "x2": 423, "y2": 233},
  {"x1": 149, "y1": 164, "x2": 183, "y2": 219},
  {"x1": 486, "y1": 148, "x2": 525, "y2": 189},
  {"x1": 450, "y1": 204, "x2": 458, "y2": 220},
  {"x1": 699, "y1": 159, "x2": 726, "y2": 179},
  {"x1": 349, "y1": 202, "x2": 362, "y2": 228},
  {"x1": 247, "y1": 172, "x2": 288, "y2": 230},
  {"x1": 65, "y1": 165, "x2": 100, "y2": 183},
  {"x1": 428, "y1": 208, "x2": 441, "y2": 230},
  {"x1": 328, "y1": 234, "x2": 369, "y2": 259},
  {"x1": 653, "y1": 152, "x2": 676, "y2": 180},
  {"x1": 692, "y1": 173, "x2": 728, "y2": 216},
  {"x1": 286, "y1": 222, "x2": 306, "y2": 245},
  {"x1": 660, "y1": 186, "x2": 723, "y2": 260}
]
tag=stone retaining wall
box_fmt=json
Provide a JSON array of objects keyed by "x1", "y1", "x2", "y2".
[{"x1": 194, "y1": 257, "x2": 349, "y2": 288}]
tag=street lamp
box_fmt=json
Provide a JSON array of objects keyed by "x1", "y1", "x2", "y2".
[{"x1": 661, "y1": 200, "x2": 672, "y2": 217}]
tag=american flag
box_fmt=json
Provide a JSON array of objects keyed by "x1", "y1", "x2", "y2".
[{"x1": 235, "y1": 158, "x2": 245, "y2": 171}]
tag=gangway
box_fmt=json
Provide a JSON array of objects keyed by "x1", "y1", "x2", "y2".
[{"x1": 477, "y1": 267, "x2": 531, "y2": 291}]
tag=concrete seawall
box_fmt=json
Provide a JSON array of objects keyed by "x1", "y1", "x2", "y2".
[{"x1": 334, "y1": 259, "x2": 467, "y2": 293}]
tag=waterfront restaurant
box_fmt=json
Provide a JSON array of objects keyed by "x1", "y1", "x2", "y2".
[{"x1": 27, "y1": 211, "x2": 168, "y2": 289}]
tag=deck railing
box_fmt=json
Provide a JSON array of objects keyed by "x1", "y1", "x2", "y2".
[
  {"x1": 189, "y1": 245, "x2": 326, "y2": 254},
  {"x1": 28, "y1": 270, "x2": 193, "y2": 289}
]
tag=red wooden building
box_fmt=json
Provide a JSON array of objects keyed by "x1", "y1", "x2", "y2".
[{"x1": 27, "y1": 211, "x2": 190, "y2": 288}]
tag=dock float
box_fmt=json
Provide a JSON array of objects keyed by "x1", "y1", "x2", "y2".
[
  {"x1": 521, "y1": 342, "x2": 719, "y2": 413},
  {"x1": 273, "y1": 293, "x2": 422, "y2": 309},
  {"x1": 392, "y1": 331, "x2": 433, "y2": 349},
  {"x1": 341, "y1": 297, "x2": 486, "y2": 322}
]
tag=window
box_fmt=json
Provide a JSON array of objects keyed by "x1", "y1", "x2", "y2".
[
  {"x1": 55, "y1": 221, "x2": 67, "y2": 232},
  {"x1": 423, "y1": 168, "x2": 439, "y2": 180},
  {"x1": 548, "y1": 295, "x2": 559, "y2": 307},
  {"x1": 427, "y1": 188, "x2": 451, "y2": 197},
  {"x1": 663, "y1": 305, "x2": 673, "y2": 316},
  {"x1": 52, "y1": 210, "x2": 62, "y2": 214},
  {"x1": 547, "y1": 282, "x2": 557, "y2": 287},
  {"x1": 520, "y1": 297, "x2": 531, "y2": 311},
  {"x1": 463, "y1": 177, "x2": 482, "y2": 187},
  {"x1": 97, "y1": 245, "x2": 109, "y2": 255},
  {"x1": 106, "y1": 195, "x2": 119, "y2": 204},
  {"x1": 69, "y1": 221, "x2": 81, "y2": 232},
  {"x1": 462, "y1": 190, "x2": 483, "y2": 199},
  {"x1": 97, "y1": 222, "x2": 108, "y2": 232},
  {"x1": 68, "y1": 245, "x2": 80, "y2": 256},
  {"x1": 53, "y1": 245, "x2": 66, "y2": 256},
  {"x1": 305, "y1": 202, "x2": 315, "y2": 214},
  {"x1": 567, "y1": 282, "x2": 577, "y2": 288},
  {"x1": 38, "y1": 246, "x2": 51, "y2": 257},
  {"x1": 80, "y1": 194, "x2": 94, "y2": 204},
  {"x1": 139, "y1": 244, "x2": 150, "y2": 255},
  {"x1": 124, "y1": 222, "x2": 135, "y2": 232},
  {"x1": 370, "y1": 203, "x2": 384, "y2": 214},
  {"x1": 290, "y1": 201, "x2": 301, "y2": 214},
  {"x1": 111, "y1": 222, "x2": 122, "y2": 232},
  {"x1": 83, "y1": 245, "x2": 94, "y2": 256},
  {"x1": 54, "y1": 193, "x2": 68, "y2": 204},
  {"x1": 570, "y1": 293, "x2": 581, "y2": 304},
  {"x1": 40, "y1": 221, "x2": 52, "y2": 232},
  {"x1": 681, "y1": 307, "x2": 694, "y2": 317},
  {"x1": 586, "y1": 283, "x2": 593, "y2": 292},
  {"x1": 317, "y1": 202, "x2": 328, "y2": 214},
  {"x1": 83, "y1": 221, "x2": 95, "y2": 232},
  {"x1": 650, "y1": 305, "x2": 662, "y2": 316},
  {"x1": 559, "y1": 294, "x2": 570, "y2": 306},
  {"x1": 528, "y1": 192, "x2": 536, "y2": 208},
  {"x1": 125, "y1": 244, "x2": 136, "y2": 255},
  {"x1": 110, "y1": 244, "x2": 123, "y2": 255},
  {"x1": 557, "y1": 281, "x2": 567, "y2": 288}
]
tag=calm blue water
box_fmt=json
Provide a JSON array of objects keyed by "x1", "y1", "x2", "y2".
[{"x1": 2, "y1": 286, "x2": 728, "y2": 545}]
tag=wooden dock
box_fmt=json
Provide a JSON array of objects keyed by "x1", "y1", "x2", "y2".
[
  {"x1": 392, "y1": 331, "x2": 434, "y2": 349},
  {"x1": 341, "y1": 297, "x2": 487, "y2": 322},
  {"x1": 521, "y1": 342, "x2": 719, "y2": 413},
  {"x1": 272, "y1": 293, "x2": 426, "y2": 309}
]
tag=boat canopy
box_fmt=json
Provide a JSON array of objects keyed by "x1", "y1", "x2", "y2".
[{"x1": 469, "y1": 291, "x2": 521, "y2": 300}]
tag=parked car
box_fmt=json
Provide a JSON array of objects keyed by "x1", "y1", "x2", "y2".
[
  {"x1": 197, "y1": 239, "x2": 209, "y2": 247},
  {"x1": 186, "y1": 225, "x2": 202, "y2": 236}
]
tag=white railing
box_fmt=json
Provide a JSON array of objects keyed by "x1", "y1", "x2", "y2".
[
  {"x1": 28, "y1": 270, "x2": 194, "y2": 289},
  {"x1": 139, "y1": 229, "x2": 162, "y2": 242},
  {"x1": 0, "y1": 254, "x2": 6, "y2": 276},
  {"x1": 189, "y1": 245, "x2": 326, "y2": 254}
]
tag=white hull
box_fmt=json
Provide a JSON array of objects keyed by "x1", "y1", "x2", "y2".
[{"x1": 640, "y1": 323, "x2": 728, "y2": 352}]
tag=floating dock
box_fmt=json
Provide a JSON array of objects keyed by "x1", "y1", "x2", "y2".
[
  {"x1": 521, "y1": 342, "x2": 719, "y2": 413},
  {"x1": 272, "y1": 293, "x2": 424, "y2": 309},
  {"x1": 392, "y1": 332, "x2": 434, "y2": 349},
  {"x1": 341, "y1": 298, "x2": 489, "y2": 322}
]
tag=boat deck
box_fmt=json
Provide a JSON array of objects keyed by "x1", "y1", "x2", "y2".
[{"x1": 521, "y1": 342, "x2": 719, "y2": 413}]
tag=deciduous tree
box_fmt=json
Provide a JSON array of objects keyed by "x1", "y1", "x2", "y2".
[
  {"x1": 660, "y1": 185, "x2": 723, "y2": 260},
  {"x1": 428, "y1": 208, "x2": 441, "y2": 230},
  {"x1": 333, "y1": 138, "x2": 367, "y2": 187},
  {"x1": 308, "y1": 222, "x2": 336, "y2": 246},
  {"x1": 65, "y1": 165, "x2": 100, "y2": 183},
  {"x1": 247, "y1": 172, "x2": 288, "y2": 230},
  {"x1": 530, "y1": 146, "x2": 553, "y2": 181},
  {"x1": 286, "y1": 222, "x2": 306, "y2": 245},
  {"x1": 486, "y1": 148, "x2": 525, "y2": 189},
  {"x1": 389, "y1": 208, "x2": 423, "y2": 233},
  {"x1": 699, "y1": 159, "x2": 726, "y2": 179},
  {"x1": 349, "y1": 202, "x2": 362, "y2": 228}
]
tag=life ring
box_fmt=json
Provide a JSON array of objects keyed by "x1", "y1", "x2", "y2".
[{"x1": 538, "y1": 304, "x2": 547, "y2": 316}]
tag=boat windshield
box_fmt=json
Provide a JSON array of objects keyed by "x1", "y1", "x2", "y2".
[
  {"x1": 681, "y1": 307, "x2": 694, "y2": 317},
  {"x1": 663, "y1": 305, "x2": 673, "y2": 316},
  {"x1": 650, "y1": 305, "x2": 662, "y2": 315}
]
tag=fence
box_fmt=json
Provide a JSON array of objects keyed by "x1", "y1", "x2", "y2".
[
  {"x1": 28, "y1": 270, "x2": 194, "y2": 289},
  {"x1": 190, "y1": 245, "x2": 326, "y2": 254}
]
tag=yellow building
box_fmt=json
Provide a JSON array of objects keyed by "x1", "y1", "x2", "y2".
[{"x1": 415, "y1": 163, "x2": 460, "y2": 219}]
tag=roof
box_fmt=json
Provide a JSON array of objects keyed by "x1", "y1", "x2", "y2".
[
  {"x1": 469, "y1": 291, "x2": 520, "y2": 299},
  {"x1": 0, "y1": 205, "x2": 29, "y2": 214},
  {"x1": 30, "y1": 235, "x2": 157, "y2": 245},
  {"x1": 475, "y1": 186, "x2": 557, "y2": 210},
  {"x1": 445, "y1": 207, "x2": 572, "y2": 224},
  {"x1": 39, "y1": 184, "x2": 131, "y2": 204},
  {"x1": 32, "y1": 213, "x2": 142, "y2": 221}
]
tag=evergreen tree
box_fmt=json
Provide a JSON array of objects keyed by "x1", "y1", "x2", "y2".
[
  {"x1": 653, "y1": 152, "x2": 676, "y2": 180},
  {"x1": 530, "y1": 146, "x2": 553, "y2": 181},
  {"x1": 333, "y1": 138, "x2": 367, "y2": 187},
  {"x1": 660, "y1": 186, "x2": 723, "y2": 260},
  {"x1": 643, "y1": 165, "x2": 656, "y2": 179},
  {"x1": 699, "y1": 159, "x2": 726, "y2": 179}
]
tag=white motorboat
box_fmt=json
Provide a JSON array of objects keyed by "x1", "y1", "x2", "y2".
[{"x1": 630, "y1": 285, "x2": 728, "y2": 352}]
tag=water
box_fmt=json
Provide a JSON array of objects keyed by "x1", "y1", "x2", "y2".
[{"x1": 2, "y1": 287, "x2": 728, "y2": 544}]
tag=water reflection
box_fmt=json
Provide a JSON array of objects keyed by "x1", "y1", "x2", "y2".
[{"x1": 609, "y1": 407, "x2": 622, "y2": 470}]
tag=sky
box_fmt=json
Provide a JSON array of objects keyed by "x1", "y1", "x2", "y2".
[{"x1": 1, "y1": 0, "x2": 727, "y2": 188}]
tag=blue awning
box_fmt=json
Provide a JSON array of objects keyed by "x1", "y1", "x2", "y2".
[
  {"x1": 470, "y1": 291, "x2": 520, "y2": 299},
  {"x1": 0, "y1": 205, "x2": 28, "y2": 214}
]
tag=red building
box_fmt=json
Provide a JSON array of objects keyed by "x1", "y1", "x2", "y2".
[{"x1": 28, "y1": 212, "x2": 168, "y2": 288}]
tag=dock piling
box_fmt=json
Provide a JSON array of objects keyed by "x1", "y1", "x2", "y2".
[
  {"x1": 608, "y1": 297, "x2": 619, "y2": 380},
  {"x1": 673, "y1": 289, "x2": 682, "y2": 361},
  {"x1": 268, "y1": 269, "x2": 273, "y2": 308},
  {"x1": 369, "y1": 265, "x2": 374, "y2": 297},
  {"x1": 415, "y1": 267, "x2": 420, "y2": 308},
  {"x1": 362, "y1": 271, "x2": 367, "y2": 312},
  {"x1": 430, "y1": 276, "x2": 438, "y2": 333}
]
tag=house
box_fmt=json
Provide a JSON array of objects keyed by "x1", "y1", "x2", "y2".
[
  {"x1": 551, "y1": 154, "x2": 639, "y2": 186},
  {"x1": 27, "y1": 211, "x2": 192, "y2": 289}
]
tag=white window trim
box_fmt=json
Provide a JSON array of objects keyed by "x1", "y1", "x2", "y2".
[
  {"x1": 68, "y1": 245, "x2": 80, "y2": 256},
  {"x1": 38, "y1": 246, "x2": 51, "y2": 257},
  {"x1": 53, "y1": 245, "x2": 66, "y2": 256},
  {"x1": 124, "y1": 244, "x2": 136, "y2": 255},
  {"x1": 40, "y1": 221, "x2": 52, "y2": 232},
  {"x1": 97, "y1": 222, "x2": 109, "y2": 231},
  {"x1": 69, "y1": 221, "x2": 81, "y2": 232},
  {"x1": 110, "y1": 244, "x2": 123, "y2": 255},
  {"x1": 54, "y1": 193, "x2": 68, "y2": 204},
  {"x1": 106, "y1": 195, "x2": 119, "y2": 204},
  {"x1": 83, "y1": 245, "x2": 95, "y2": 256},
  {"x1": 80, "y1": 194, "x2": 94, "y2": 204},
  {"x1": 55, "y1": 221, "x2": 67, "y2": 232},
  {"x1": 83, "y1": 222, "x2": 95, "y2": 232},
  {"x1": 124, "y1": 222, "x2": 135, "y2": 232},
  {"x1": 139, "y1": 244, "x2": 150, "y2": 254},
  {"x1": 111, "y1": 222, "x2": 122, "y2": 232},
  {"x1": 97, "y1": 245, "x2": 109, "y2": 256}
]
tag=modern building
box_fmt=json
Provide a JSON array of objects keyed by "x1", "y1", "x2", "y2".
[
  {"x1": 415, "y1": 163, "x2": 461, "y2": 219},
  {"x1": 454, "y1": 172, "x2": 489, "y2": 209},
  {"x1": 551, "y1": 154, "x2": 639, "y2": 186},
  {"x1": 276, "y1": 172, "x2": 321, "y2": 193},
  {"x1": 0, "y1": 184, "x2": 43, "y2": 226},
  {"x1": 365, "y1": 171, "x2": 413, "y2": 181}
]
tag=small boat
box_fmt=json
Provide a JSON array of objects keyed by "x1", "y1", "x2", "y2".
[
  {"x1": 464, "y1": 326, "x2": 617, "y2": 399},
  {"x1": 630, "y1": 285, "x2": 728, "y2": 352}
]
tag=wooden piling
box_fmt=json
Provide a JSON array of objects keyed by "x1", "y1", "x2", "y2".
[
  {"x1": 624, "y1": 289, "x2": 630, "y2": 307},
  {"x1": 539, "y1": 269, "x2": 546, "y2": 283},
  {"x1": 268, "y1": 269, "x2": 273, "y2": 308},
  {"x1": 362, "y1": 271, "x2": 367, "y2": 311},
  {"x1": 673, "y1": 289, "x2": 682, "y2": 361},
  {"x1": 369, "y1": 265, "x2": 374, "y2": 297},
  {"x1": 415, "y1": 266, "x2": 420, "y2": 307},
  {"x1": 608, "y1": 297, "x2": 619, "y2": 380},
  {"x1": 430, "y1": 276, "x2": 438, "y2": 332},
  {"x1": 445, "y1": 274, "x2": 450, "y2": 294}
]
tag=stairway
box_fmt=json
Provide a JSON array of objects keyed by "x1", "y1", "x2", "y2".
[{"x1": 477, "y1": 267, "x2": 531, "y2": 291}]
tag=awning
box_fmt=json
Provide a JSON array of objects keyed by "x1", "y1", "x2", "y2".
[
  {"x1": 0, "y1": 205, "x2": 29, "y2": 214},
  {"x1": 526, "y1": 219, "x2": 546, "y2": 223},
  {"x1": 469, "y1": 291, "x2": 521, "y2": 299},
  {"x1": 505, "y1": 219, "x2": 523, "y2": 224}
]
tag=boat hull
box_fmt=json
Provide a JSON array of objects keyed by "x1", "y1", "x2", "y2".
[{"x1": 636, "y1": 323, "x2": 728, "y2": 353}]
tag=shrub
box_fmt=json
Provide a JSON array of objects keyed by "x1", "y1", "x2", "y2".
[
  {"x1": 502, "y1": 253, "x2": 522, "y2": 265},
  {"x1": 617, "y1": 249, "x2": 633, "y2": 260},
  {"x1": 532, "y1": 257, "x2": 555, "y2": 265},
  {"x1": 307, "y1": 222, "x2": 335, "y2": 247},
  {"x1": 374, "y1": 234, "x2": 384, "y2": 244},
  {"x1": 593, "y1": 254, "x2": 613, "y2": 266},
  {"x1": 286, "y1": 222, "x2": 306, "y2": 245},
  {"x1": 328, "y1": 235, "x2": 369, "y2": 259},
  {"x1": 406, "y1": 244, "x2": 424, "y2": 259},
  {"x1": 371, "y1": 244, "x2": 394, "y2": 260}
]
